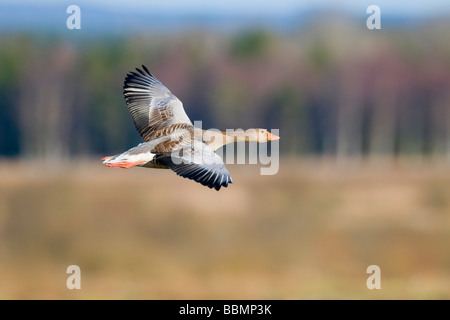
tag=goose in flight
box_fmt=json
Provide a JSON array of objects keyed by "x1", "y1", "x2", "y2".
[{"x1": 103, "y1": 66, "x2": 280, "y2": 190}]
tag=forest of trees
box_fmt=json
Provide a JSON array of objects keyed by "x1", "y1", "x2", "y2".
[{"x1": 1, "y1": 20, "x2": 450, "y2": 163}]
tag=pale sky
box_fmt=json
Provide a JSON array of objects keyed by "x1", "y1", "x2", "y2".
[{"x1": 3, "y1": 0, "x2": 450, "y2": 16}]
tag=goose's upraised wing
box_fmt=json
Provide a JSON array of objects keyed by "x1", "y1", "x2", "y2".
[{"x1": 123, "y1": 65, "x2": 192, "y2": 141}]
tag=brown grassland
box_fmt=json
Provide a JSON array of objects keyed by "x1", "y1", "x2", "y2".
[{"x1": 0, "y1": 159, "x2": 449, "y2": 299}]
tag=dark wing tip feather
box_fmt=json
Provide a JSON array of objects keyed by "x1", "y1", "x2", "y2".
[
  {"x1": 123, "y1": 65, "x2": 154, "y2": 89},
  {"x1": 157, "y1": 156, "x2": 232, "y2": 191},
  {"x1": 136, "y1": 67, "x2": 147, "y2": 77},
  {"x1": 142, "y1": 65, "x2": 151, "y2": 75},
  {"x1": 174, "y1": 164, "x2": 232, "y2": 191},
  {"x1": 133, "y1": 65, "x2": 153, "y2": 78}
]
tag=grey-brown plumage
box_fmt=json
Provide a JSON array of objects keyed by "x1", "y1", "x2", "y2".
[
  {"x1": 123, "y1": 65, "x2": 192, "y2": 142},
  {"x1": 103, "y1": 65, "x2": 279, "y2": 191}
]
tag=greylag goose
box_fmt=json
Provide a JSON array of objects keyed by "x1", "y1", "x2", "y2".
[{"x1": 103, "y1": 66, "x2": 280, "y2": 190}]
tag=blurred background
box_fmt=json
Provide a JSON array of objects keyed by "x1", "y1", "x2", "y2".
[{"x1": 1, "y1": 0, "x2": 450, "y2": 299}]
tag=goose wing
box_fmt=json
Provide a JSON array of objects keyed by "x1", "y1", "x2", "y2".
[
  {"x1": 123, "y1": 65, "x2": 192, "y2": 142},
  {"x1": 155, "y1": 140, "x2": 232, "y2": 191}
]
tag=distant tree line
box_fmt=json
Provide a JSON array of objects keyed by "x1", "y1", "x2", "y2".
[{"x1": 1, "y1": 22, "x2": 450, "y2": 162}]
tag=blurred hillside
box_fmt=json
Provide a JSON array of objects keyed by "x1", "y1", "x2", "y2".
[{"x1": 1, "y1": 17, "x2": 450, "y2": 162}]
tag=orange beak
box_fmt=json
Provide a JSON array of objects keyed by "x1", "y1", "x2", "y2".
[{"x1": 267, "y1": 131, "x2": 280, "y2": 141}]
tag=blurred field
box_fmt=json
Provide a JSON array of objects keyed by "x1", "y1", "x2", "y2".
[{"x1": 0, "y1": 159, "x2": 449, "y2": 299}]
